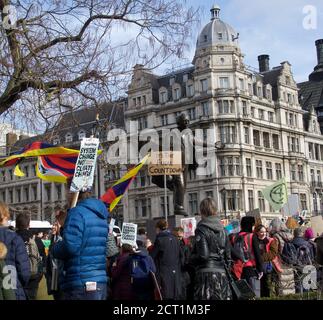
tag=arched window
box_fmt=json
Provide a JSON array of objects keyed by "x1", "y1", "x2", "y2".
[
  {"x1": 159, "y1": 87, "x2": 168, "y2": 104},
  {"x1": 172, "y1": 84, "x2": 181, "y2": 100},
  {"x1": 65, "y1": 133, "x2": 73, "y2": 143},
  {"x1": 53, "y1": 137, "x2": 60, "y2": 145},
  {"x1": 78, "y1": 130, "x2": 86, "y2": 140}
]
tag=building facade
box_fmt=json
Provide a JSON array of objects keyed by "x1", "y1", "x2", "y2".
[{"x1": 123, "y1": 5, "x2": 323, "y2": 225}]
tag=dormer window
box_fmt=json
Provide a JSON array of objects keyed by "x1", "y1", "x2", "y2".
[
  {"x1": 218, "y1": 33, "x2": 223, "y2": 40},
  {"x1": 65, "y1": 133, "x2": 73, "y2": 143},
  {"x1": 160, "y1": 90, "x2": 167, "y2": 103},
  {"x1": 204, "y1": 35, "x2": 208, "y2": 42},
  {"x1": 53, "y1": 138, "x2": 60, "y2": 145},
  {"x1": 173, "y1": 87, "x2": 181, "y2": 100},
  {"x1": 78, "y1": 130, "x2": 86, "y2": 140},
  {"x1": 187, "y1": 83, "x2": 194, "y2": 97}
]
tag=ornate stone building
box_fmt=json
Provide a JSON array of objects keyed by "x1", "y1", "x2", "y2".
[{"x1": 123, "y1": 5, "x2": 323, "y2": 225}]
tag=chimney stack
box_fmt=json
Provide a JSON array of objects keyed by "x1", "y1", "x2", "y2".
[
  {"x1": 6, "y1": 133, "x2": 17, "y2": 155},
  {"x1": 309, "y1": 39, "x2": 323, "y2": 81},
  {"x1": 315, "y1": 39, "x2": 323, "y2": 66},
  {"x1": 258, "y1": 55, "x2": 270, "y2": 73}
]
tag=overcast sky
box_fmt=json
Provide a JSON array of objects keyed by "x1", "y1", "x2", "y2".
[{"x1": 183, "y1": 0, "x2": 323, "y2": 83}]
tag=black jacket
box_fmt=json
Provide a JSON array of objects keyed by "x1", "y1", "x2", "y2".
[
  {"x1": 191, "y1": 216, "x2": 232, "y2": 271},
  {"x1": 150, "y1": 230, "x2": 182, "y2": 300}
]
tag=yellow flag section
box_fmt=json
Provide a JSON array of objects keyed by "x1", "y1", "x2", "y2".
[
  {"x1": 14, "y1": 164, "x2": 25, "y2": 177},
  {"x1": 261, "y1": 178, "x2": 288, "y2": 212}
]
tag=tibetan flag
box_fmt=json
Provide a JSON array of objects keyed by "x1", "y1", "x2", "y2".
[
  {"x1": 261, "y1": 178, "x2": 288, "y2": 211},
  {"x1": 0, "y1": 141, "x2": 79, "y2": 168},
  {"x1": 36, "y1": 154, "x2": 78, "y2": 183},
  {"x1": 101, "y1": 154, "x2": 150, "y2": 212}
]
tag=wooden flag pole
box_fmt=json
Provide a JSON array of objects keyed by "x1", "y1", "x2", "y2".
[{"x1": 70, "y1": 192, "x2": 80, "y2": 208}]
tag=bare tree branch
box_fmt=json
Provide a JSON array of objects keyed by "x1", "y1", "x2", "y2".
[{"x1": 0, "y1": 0, "x2": 200, "y2": 131}]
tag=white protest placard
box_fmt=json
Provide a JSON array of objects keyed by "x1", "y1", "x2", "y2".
[
  {"x1": 282, "y1": 194, "x2": 300, "y2": 217},
  {"x1": 70, "y1": 137, "x2": 100, "y2": 192},
  {"x1": 181, "y1": 218, "x2": 197, "y2": 239},
  {"x1": 121, "y1": 223, "x2": 137, "y2": 247}
]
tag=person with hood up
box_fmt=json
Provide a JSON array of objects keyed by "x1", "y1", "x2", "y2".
[
  {"x1": 269, "y1": 218, "x2": 294, "y2": 254},
  {"x1": 112, "y1": 243, "x2": 156, "y2": 300},
  {"x1": 190, "y1": 197, "x2": 232, "y2": 300},
  {"x1": 53, "y1": 179, "x2": 109, "y2": 300},
  {"x1": 304, "y1": 227, "x2": 317, "y2": 258},
  {"x1": 268, "y1": 218, "x2": 295, "y2": 296},
  {"x1": 0, "y1": 202, "x2": 30, "y2": 300}
]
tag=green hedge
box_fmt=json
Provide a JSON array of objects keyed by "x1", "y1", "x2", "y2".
[{"x1": 258, "y1": 291, "x2": 322, "y2": 300}]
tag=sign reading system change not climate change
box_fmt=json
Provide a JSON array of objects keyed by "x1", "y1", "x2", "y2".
[{"x1": 70, "y1": 137, "x2": 100, "y2": 192}]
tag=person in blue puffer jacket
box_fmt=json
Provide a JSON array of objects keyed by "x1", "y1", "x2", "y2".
[{"x1": 53, "y1": 182, "x2": 109, "y2": 300}]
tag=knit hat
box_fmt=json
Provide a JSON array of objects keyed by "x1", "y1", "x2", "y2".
[{"x1": 304, "y1": 227, "x2": 315, "y2": 240}]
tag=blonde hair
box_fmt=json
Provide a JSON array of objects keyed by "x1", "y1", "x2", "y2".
[
  {"x1": 0, "y1": 242, "x2": 8, "y2": 259},
  {"x1": 0, "y1": 201, "x2": 10, "y2": 225}
]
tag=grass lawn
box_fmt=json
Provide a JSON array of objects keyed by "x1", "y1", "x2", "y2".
[{"x1": 36, "y1": 276, "x2": 54, "y2": 300}]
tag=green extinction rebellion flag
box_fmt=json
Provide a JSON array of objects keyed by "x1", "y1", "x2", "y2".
[{"x1": 261, "y1": 178, "x2": 288, "y2": 211}]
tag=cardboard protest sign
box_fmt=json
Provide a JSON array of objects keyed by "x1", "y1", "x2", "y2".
[
  {"x1": 286, "y1": 217, "x2": 300, "y2": 230},
  {"x1": 246, "y1": 208, "x2": 262, "y2": 226},
  {"x1": 121, "y1": 223, "x2": 138, "y2": 247},
  {"x1": 282, "y1": 194, "x2": 300, "y2": 217},
  {"x1": 311, "y1": 215, "x2": 323, "y2": 237},
  {"x1": 148, "y1": 151, "x2": 182, "y2": 176},
  {"x1": 181, "y1": 218, "x2": 197, "y2": 239},
  {"x1": 70, "y1": 137, "x2": 100, "y2": 192}
]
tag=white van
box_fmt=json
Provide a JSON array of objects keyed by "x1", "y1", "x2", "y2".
[{"x1": 8, "y1": 220, "x2": 52, "y2": 232}]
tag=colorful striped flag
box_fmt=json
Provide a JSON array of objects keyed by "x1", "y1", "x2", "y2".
[
  {"x1": 0, "y1": 141, "x2": 100, "y2": 183},
  {"x1": 36, "y1": 154, "x2": 78, "y2": 183},
  {"x1": 0, "y1": 141, "x2": 79, "y2": 167},
  {"x1": 101, "y1": 154, "x2": 150, "y2": 212}
]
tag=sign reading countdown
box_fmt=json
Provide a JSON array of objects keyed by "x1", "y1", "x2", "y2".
[{"x1": 148, "y1": 151, "x2": 182, "y2": 176}]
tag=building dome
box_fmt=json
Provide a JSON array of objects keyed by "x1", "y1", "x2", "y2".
[{"x1": 196, "y1": 5, "x2": 239, "y2": 50}]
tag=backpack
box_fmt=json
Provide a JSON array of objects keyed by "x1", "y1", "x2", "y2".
[
  {"x1": 231, "y1": 233, "x2": 255, "y2": 280},
  {"x1": 296, "y1": 245, "x2": 313, "y2": 267},
  {"x1": 129, "y1": 254, "x2": 153, "y2": 289},
  {"x1": 281, "y1": 241, "x2": 298, "y2": 265},
  {"x1": 232, "y1": 233, "x2": 253, "y2": 263},
  {"x1": 25, "y1": 238, "x2": 42, "y2": 278}
]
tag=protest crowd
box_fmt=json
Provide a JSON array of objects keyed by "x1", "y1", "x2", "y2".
[{"x1": 1, "y1": 188, "x2": 323, "y2": 300}]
